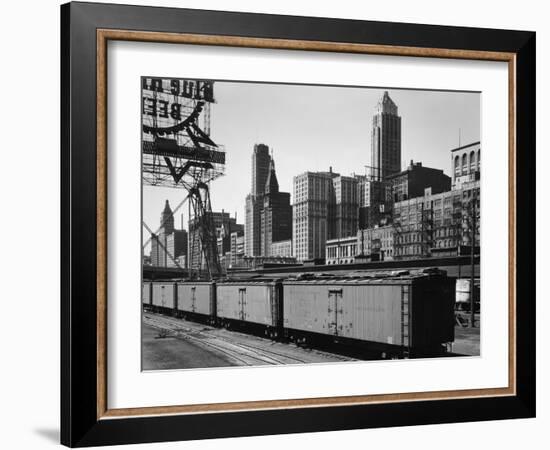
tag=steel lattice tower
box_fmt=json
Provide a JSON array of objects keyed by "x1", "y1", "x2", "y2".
[{"x1": 141, "y1": 77, "x2": 225, "y2": 279}]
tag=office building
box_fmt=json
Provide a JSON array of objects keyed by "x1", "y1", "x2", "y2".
[
  {"x1": 325, "y1": 236, "x2": 358, "y2": 265},
  {"x1": 251, "y1": 143, "x2": 271, "y2": 197},
  {"x1": 229, "y1": 231, "x2": 245, "y2": 268},
  {"x1": 388, "y1": 160, "x2": 451, "y2": 202},
  {"x1": 150, "y1": 200, "x2": 187, "y2": 268},
  {"x1": 452, "y1": 141, "x2": 481, "y2": 188},
  {"x1": 393, "y1": 180, "x2": 480, "y2": 259},
  {"x1": 166, "y1": 230, "x2": 188, "y2": 268},
  {"x1": 332, "y1": 175, "x2": 359, "y2": 239},
  {"x1": 270, "y1": 239, "x2": 292, "y2": 258},
  {"x1": 292, "y1": 170, "x2": 338, "y2": 262},
  {"x1": 357, "y1": 225, "x2": 394, "y2": 261},
  {"x1": 244, "y1": 143, "x2": 271, "y2": 256},
  {"x1": 260, "y1": 159, "x2": 292, "y2": 256},
  {"x1": 188, "y1": 211, "x2": 241, "y2": 271},
  {"x1": 371, "y1": 91, "x2": 402, "y2": 181}
]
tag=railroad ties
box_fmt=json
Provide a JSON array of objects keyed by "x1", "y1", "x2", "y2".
[{"x1": 144, "y1": 313, "x2": 357, "y2": 366}]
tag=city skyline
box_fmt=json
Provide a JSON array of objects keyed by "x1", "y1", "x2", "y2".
[{"x1": 143, "y1": 82, "x2": 480, "y2": 249}]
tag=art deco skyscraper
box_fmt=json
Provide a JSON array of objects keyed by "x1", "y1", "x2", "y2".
[
  {"x1": 371, "y1": 91, "x2": 402, "y2": 181},
  {"x1": 245, "y1": 143, "x2": 271, "y2": 256},
  {"x1": 151, "y1": 200, "x2": 187, "y2": 268},
  {"x1": 160, "y1": 199, "x2": 174, "y2": 235},
  {"x1": 251, "y1": 143, "x2": 271, "y2": 196},
  {"x1": 260, "y1": 159, "x2": 292, "y2": 256}
]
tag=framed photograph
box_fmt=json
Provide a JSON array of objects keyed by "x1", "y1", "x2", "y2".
[{"x1": 61, "y1": 1, "x2": 535, "y2": 447}]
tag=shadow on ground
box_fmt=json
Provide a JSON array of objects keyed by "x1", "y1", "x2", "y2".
[{"x1": 34, "y1": 428, "x2": 59, "y2": 444}]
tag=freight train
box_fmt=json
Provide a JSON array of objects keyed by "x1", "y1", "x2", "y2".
[{"x1": 142, "y1": 269, "x2": 456, "y2": 358}]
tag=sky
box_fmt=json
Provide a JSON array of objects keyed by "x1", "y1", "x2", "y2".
[{"x1": 143, "y1": 81, "x2": 480, "y2": 244}]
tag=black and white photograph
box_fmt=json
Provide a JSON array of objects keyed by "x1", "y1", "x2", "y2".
[
  {"x1": 141, "y1": 77, "x2": 481, "y2": 370},
  {"x1": 0, "y1": 0, "x2": 542, "y2": 446}
]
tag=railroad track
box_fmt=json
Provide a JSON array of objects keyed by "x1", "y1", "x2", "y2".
[
  {"x1": 143, "y1": 313, "x2": 356, "y2": 366},
  {"x1": 227, "y1": 336, "x2": 356, "y2": 364},
  {"x1": 144, "y1": 314, "x2": 306, "y2": 365}
]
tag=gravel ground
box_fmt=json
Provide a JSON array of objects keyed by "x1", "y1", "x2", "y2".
[
  {"x1": 142, "y1": 312, "x2": 480, "y2": 370},
  {"x1": 452, "y1": 325, "x2": 481, "y2": 356},
  {"x1": 142, "y1": 323, "x2": 235, "y2": 370},
  {"x1": 142, "y1": 313, "x2": 357, "y2": 370}
]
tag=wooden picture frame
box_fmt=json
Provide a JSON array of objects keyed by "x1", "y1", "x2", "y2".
[{"x1": 61, "y1": 1, "x2": 535, "y2": 447}]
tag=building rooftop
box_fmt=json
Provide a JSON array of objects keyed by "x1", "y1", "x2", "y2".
[
  {"x1": 385, "y1": 160, "x2": 446, "y2": 179},
  {"x1": 375, "y1": 91, "x2": 398, "y2": 116},
  {"x1": 264, "y1": 158, "x2": 279, "y2": 194},
  {"x1": 450, "y1": 141, "x2": 481, "y2": 152},
  {"x1": 326, "y1": 236, "x2": 358, "y2": 244}
]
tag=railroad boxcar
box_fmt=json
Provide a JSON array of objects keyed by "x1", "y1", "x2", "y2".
[
  {"x1": 175, "y1": 281, "x2": 216, "y2": 324},
  {"x1": 150, "y1": 281, "x2": 177, "y2": 314},
  {"x1": 216, "y1": 280, "x2": 283, "y2": 338},
  {"x1": 283, "y1": 272, "x2": 455, "y2": 357},
  {"x1": 142, "y1": 281, "x2": 152, "y2": 309}
]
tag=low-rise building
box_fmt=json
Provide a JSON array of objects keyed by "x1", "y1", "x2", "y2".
[
  {"x1": 325, "y1": 236, "x2": 358, "y2": 265},
  {"x1": 357, "y1": 225, "x2": 394, "y2": 261},
  {"x1": 243, "y1": 255, "x2": 298, "y2": 270},
  {"x1": 270, "y1": 239, "x2": 292, "y2": 258},
  {"x1": 393, "y1": 181, "x2": 480, "y2": 260}
]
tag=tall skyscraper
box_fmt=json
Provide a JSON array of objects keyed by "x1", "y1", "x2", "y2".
[
  {"x1": 244, "y1": 194, "x2": 258, "y2": 256},
  {"x1": 150, "y1": 200, "x2": 187, "y2": 267},
  {"x1": 292, "y1": 170, "x2": 338, "y2": 262},
  {"x1": 292, "y1": 169, "x2": 363, "y2": 262},
  {"x1": 160, "y1": 199, "x2": 174, "y2": 235},
  {"x1": 166, "y1": 230, "x2": 188, "y2": 268},
  {"x1": 245, "y1": 143, "x2": 271, "y2": 256},
  {"x1": 251, "y1": 143, "x2": 271, "y2": 196},
  {"x1": 332, "y1": 175, "x2": 359, "y2": 239},
  {"x1": 371, "y1": 91, "x2": 401, "y2": 181},
  {"x1": 260, "y1": 159, "x2": 292, "y2": 256}
]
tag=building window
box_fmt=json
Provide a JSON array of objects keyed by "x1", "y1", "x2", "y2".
[{"x1": 477, "y1": 149, "x2": 481, "y2": 171}]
